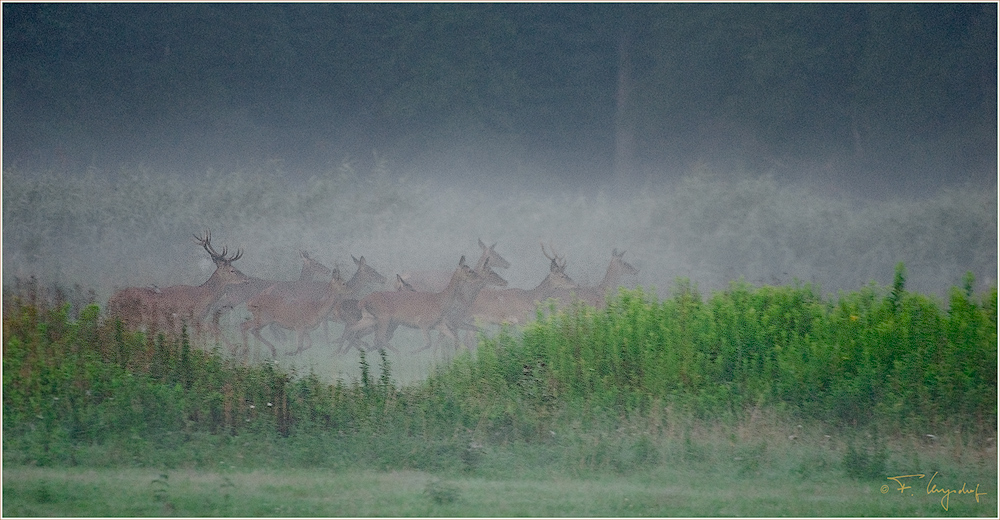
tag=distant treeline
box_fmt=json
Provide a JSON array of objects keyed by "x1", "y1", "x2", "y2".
[
  {"x1": 3, "y1": 267, "x2": 995, "y2": 467},
  {"x1": 3, "y1": 166, "x2": 996, "y2": 302},
  {"x1": 4, "y1": 3, "x2": 996, "y2": 185}
]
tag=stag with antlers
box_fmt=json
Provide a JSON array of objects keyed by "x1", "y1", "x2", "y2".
[
  {"x1": 211, "y1": 249, "x2": 332, "y2": 317},
  {"x1": 107, "y1": 230, "x2": 249, "y2": 337}
]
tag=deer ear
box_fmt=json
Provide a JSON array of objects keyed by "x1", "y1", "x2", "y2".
[
  {"x1": 353, "y1": 255, "x2": 361, "y2": 265},
  {"x1": 459, "y1": 255, "x2": 467, "y2": 266},
  {"x1": 479, "y1": 238, "x2": 486, "y2": 249}
]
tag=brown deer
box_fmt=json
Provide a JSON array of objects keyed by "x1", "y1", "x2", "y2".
[
  {"x1": 552, "y1": 248, "x2": 639, "y2": 309},
  {"x1": 241, "y1": 267, "x2": 351, "y2": 357},
  {"x1": 342, "y1": 255, "x2": 507, "y2": 353},
  {"x1": 107, "y1": 231, "x2": 249, "y2": 336},
  {"x1": 321, "y1": 255, "x2": 388, "y2": 340},
  {"x1": 210, "y1": 249, "x2": 332, "y2": 320},
  {"x1": 397, "y1": 238, "x2": 510, "y2": 292},
  {"x1": 467, "y1": 242, "x2": 578, "y2": 327}
]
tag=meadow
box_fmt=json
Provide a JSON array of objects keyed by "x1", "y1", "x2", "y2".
[
  {"x1": 2, "y1": 163, "x2": 997, "y2": 516},
  {"x1": 2, "y1": 266, "x2": 996, "y2": 516}
]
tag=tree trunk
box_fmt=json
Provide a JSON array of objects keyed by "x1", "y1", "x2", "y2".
[{"x1": 613, "y1": 24, "x2": 636, "y2": 186}]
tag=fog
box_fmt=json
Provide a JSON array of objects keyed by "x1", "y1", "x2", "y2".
[
  {"x1": 3, "y1": 4, "x2": 997, "y2": 327},
  {"x1": 4, "y1": 163, "x2": 996, "y2": 300}
]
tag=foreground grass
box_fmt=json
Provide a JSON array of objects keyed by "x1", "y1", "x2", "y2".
[{"x1": 4, "y1": 461, "x2": 996, "y2": 517}]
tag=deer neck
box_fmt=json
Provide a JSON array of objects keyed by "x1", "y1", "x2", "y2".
[
  {"x1": 314, "y1": 282, "x2": 344, "y2": 315},
  {"x1": 199, "y1": 268, "x2": 231, "y2": 296},
  {"x1": 345, "y1": 268, "x2": 367, "y2": 295},
  {"x1": 439, "y1": 268, "x2": 479, "y2": 309},
  {"x1": 533, "y1": 274, "x2": 565, "y2": 299},
  {"x1": 597, "y1": 262, "x2": 621, "y2": 293},
  {"x1": 474, "y1": 251, "x2": 490, "y2": 271},
  {"x1": 461, "y1": 276, "x2": 491, "y2": 305}
]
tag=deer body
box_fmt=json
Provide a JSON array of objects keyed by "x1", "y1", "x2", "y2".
[
  {"x1": 241, "y1": 269, "x2": 350, "y2": 357},
  {"x1": 553, "y1": 249, "x2": 638, "y2": 309},
  {"x1": 107, "y1": 231, "x2": 248, "y2": 336},
  {"x1": 398, "y1": 239, "x2": 510, "y2": 292},
  {"x1": 344, "y1": 256, "x2": 506, "y2": 353},
  {"x1": 324, "y1": 255, "x2": 388, "y2": 336},
  {"x1": 212, "y1": 250, "x2": 331, "y2": 317},
  {"x1": 470, "y1": 249, "x2": 576, "y2": 326}
]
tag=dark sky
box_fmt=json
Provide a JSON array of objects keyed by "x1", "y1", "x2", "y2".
[{"x1": 3, "y1": 3, "x2": 997, "y2": 196}]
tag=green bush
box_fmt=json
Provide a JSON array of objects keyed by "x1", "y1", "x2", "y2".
[{"x1": 3, "y1": 269, "x2": 996, "y2": 471}]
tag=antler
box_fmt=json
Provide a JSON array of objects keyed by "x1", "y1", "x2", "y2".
[
  {"x1": 194, "y1": 230, "x2": 221, "y2": 262},
  {"x1": 194, "y1": 230, "x2": 242, "y2": 264},
  {"x1": 541, "y1": 241, "x2": 555, "y2": 262},
  {"x1": 541, "y1": 241, "x2": 567, "y2": 271}
]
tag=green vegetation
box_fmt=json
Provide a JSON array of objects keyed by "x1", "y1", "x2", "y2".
[
  {"x1": 7, "y1": 4, "x2": 996, "y2": 184},
  {"x1": 3, "y1": 270, "x2": 996, "y2": 516},
  {"x1": 4, "y1": 463, "x2": 993, "y2": 517}
]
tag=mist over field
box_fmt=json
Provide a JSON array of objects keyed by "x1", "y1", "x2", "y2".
[
  {"x1": 4, "y1": 3, "x2": 996, "y2": 307},
  {"x1": 4, "y1": 163, "x2": 996, "y2": 306},
  {"x1": 3, "y1": 7, "x2": 997, "y2": 513}
]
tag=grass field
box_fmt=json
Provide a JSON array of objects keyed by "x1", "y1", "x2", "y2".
[
  {"x1": 4, "y1": 458, "x2": 996, "y2": 517},
  {"x1": 4, "y1": 409, "x2": 997, "y2": 517}
]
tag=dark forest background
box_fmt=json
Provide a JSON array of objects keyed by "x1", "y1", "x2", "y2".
[{"x1": 4, "y1": 3, "x2": 996, "y2": 197}]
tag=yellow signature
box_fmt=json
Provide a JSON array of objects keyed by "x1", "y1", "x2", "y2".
[{"x1": 885, "y1": 472, "x2": 988, "y2": 511}]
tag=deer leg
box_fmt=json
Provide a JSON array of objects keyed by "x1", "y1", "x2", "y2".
[
  {"x1": 268, "y1": 324, "x2": 289, "y2": 343},
  {"x1": 440, "y1": 323, "x2": 460, "y2": 351},
  {"x1": 372, "y1": 319, "x2": 400, "y2": 353},
  {"x1": 246, "y1": 319, "x2": 278, "y2": 358},
  {"x1": 255, "y1": 328, "x2": 278, "y2": 358},
  {"x1": 412, "y1": 326, "x2": 434, "y2": 353},
  {"x1": 340, "y1": 314, "x2": 374, "y2": 354},
  {"x1": 240, "y1": 321, "x2": 253, "y2": 357},
  {"x1": 295, "y1": 329, "x2": 314, "y2": 355},
  {"x1": 382, "y1": 322, "x2": 401, "y2": 353},
  {"x1": 368, "y1": 318, "x2": 388, "y2": 352}
]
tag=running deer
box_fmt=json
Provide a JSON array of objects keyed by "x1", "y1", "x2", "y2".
[
  {"x1": 397, "y1": 238, "x2": 510, "y2": 292},
  {"x1": 322, "y1": 255, "x2": 388, "y2": 340},
  {"x1": 342, "y1": 255, "x2": 507, "y2": 353},
  {"x1": 241, "y1": 267, "x2": 351, "y2": 357},
  {"x1": 467, "y1": 242, "x2": 578, "y2": 327},
  {"x1": 553, "y1": 248, "x2": 639, "y2": 309},
  {"x1": 210, "y1": 249, "x2": 332, "y2": 319},
  {"x1": 107, "y1": 231, "x2": 249, "y2": 336}
]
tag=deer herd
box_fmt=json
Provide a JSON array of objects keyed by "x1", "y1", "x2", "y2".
[{"x1": 107, "y1": 232, "x2": 639, "y2": 358}]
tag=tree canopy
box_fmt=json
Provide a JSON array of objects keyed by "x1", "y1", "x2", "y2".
[{"x1": 3, "y1": 3, "x2": 996, "y2": 193}]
